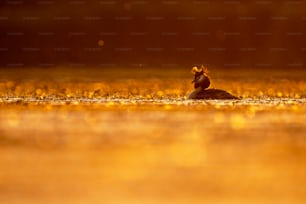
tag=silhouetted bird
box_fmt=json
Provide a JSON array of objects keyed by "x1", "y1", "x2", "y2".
[{"x1": 188, "y1": 65, "x2": 239, "y2": 100}]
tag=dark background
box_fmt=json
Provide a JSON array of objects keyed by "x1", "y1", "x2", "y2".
[{"x1": 0, "y1": 0, "x2": 306, "y2": 69}]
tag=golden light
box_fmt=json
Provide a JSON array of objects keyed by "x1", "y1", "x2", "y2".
[{"x1": 98, "y1": 40, "x2": 104, "y2": 47}]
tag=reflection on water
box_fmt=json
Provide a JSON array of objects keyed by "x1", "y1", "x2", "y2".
[{"x1": 0, "y1": 68, "x2": 305, "y2": 203}]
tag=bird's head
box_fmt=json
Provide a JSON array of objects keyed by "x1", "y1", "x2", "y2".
[
  {"x1": 191, "y1": 65, "x2": 209, "y2": 75},
  {"x1": 191, "y1": 66, "x2": 201, "y2": 75}
]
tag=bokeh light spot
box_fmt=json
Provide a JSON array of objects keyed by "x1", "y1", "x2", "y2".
[{"x1": 98, "y1": 40, "x2": 104, "y2": 47}]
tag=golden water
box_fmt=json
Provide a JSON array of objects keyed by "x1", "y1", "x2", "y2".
[{"x1": 0, "y1": 68, "x2": 305, "y2": 203}]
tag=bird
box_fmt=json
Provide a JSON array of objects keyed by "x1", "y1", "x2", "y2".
[{"x1": 188, "y1": 65, "x2": 239, "y2": 100}]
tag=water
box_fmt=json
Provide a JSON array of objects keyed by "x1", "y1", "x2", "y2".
[{"x1": 0, "y1": 68, "x2": 305, "y2": 203}]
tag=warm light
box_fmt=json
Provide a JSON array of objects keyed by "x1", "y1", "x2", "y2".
[{"x1": 98, "y1": 40, "x2": 104, "y2": 47}]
